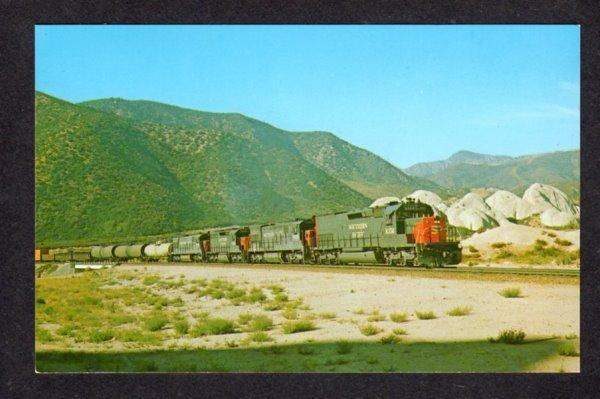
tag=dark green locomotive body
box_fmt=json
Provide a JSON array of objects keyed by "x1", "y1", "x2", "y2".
[
  {"x1": 247, "y1": 219, "x2": 314, "y2": 263},
  {"x1": 314, "y1": 200, "x2": 460, "y2": 266}
]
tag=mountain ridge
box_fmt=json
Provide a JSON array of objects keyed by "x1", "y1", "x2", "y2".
[
  {"x1": 405, "y1": 149, "x2": 580, "y2": 200},
  {"x1": 37, "y1": 92, "x2": 440, "y2": 246}
]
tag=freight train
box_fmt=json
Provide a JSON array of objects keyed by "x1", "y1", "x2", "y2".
[{"x1": 36, "y1": 198, "x2": 461, "y2": 267}]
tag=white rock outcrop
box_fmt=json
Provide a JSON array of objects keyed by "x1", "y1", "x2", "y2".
[
  {"x1": 482, "y1": 183, "x2": 579, "y2": 228},
  {"x1": 485, "y1": 190, "x2": 535, "y2": 220},
  {"x1": 446, "y1": 193, "x2": 499, "y2": 231},
  {"x1": 369, "y1": 196, "x2": 401, "y2": 208}
]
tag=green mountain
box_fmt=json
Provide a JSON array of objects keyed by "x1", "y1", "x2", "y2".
[
  {"x1": 405, "y1": 149, "x2": 580, "y2": 200},
  {"x1": 405, "y1": 150, "x2": 514, "y2": 176},
  {"x1": 43, "y1": 93, "x2": 433, "y2": 246},
  {"x1": 290, "y1": 132, "x2": 445, "y2": 199},
  {"x1": 35, "y1": 92, "x2": 211, "y2": 246},
  {"x1": 81, "y1": 98, "x2": 441, "y2": 200}
]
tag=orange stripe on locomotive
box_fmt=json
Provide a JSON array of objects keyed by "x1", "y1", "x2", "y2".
[{"x1": 413, "y1": 216, "x2": 447, "y2": 244}]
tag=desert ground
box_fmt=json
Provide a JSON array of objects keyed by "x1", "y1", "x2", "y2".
[{"x1": 35, "y1": 263, "x2": 580, "y2": 373}]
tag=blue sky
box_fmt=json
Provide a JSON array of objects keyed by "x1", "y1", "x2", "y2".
[{"x1": 35, "y1": 25, "x2": 579, "y2": 168}]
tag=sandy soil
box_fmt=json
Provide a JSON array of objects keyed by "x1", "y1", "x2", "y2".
[
  {"x1": 121, "y1": 264, "x2": 579, "y2": 352},
  {"x1": 462, "y1": 224, "x2": 579, "y2": 256}
]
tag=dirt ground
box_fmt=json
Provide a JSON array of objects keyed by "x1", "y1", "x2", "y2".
[{"x1": 117, "y1": 263, "x2": 580, "y2": 372}]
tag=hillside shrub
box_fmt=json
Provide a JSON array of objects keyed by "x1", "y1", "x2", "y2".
[
  {"x1": 389, "y1": 312, "x2": 409, "y2": 323},
  {"x1": 192, "y1": 318, "x2": 236, "y2": 336},
  {"x1": 359, "y1": 324, "x2": 382, "y2": 336},
  {"x1": 489, "y1": 329, "x2": 525, "y2": 344},
  {"x1": 282, "y1": 320, "x2": 316, "y2": 334},
  {"x1": 415, "y1": 310, "x2": 436, "y2": 320},
  {"x1": 499, "y1": 287, "x2": 521, "y2": 298}
]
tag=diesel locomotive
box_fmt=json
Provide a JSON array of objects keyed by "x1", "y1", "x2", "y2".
[{"x1": 36, "y1": 198, "x2": 461, "y2": 267}]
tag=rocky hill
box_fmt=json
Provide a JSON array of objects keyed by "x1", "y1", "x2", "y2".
[
  {"x1": 290, "y1": 132, "x2": 444, "y2": 199},
  {"x1": 406, "y1": 150, "x2": 513, "y2": 176},
  {"x1": 405, "y1": 150, "x2": 580, "y2": 200},
  {"x1": 398, "y1": 183, "x2": 579, "y2": 231}
]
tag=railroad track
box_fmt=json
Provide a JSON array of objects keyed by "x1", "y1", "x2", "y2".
[{"x1": 129, "y1": 261, "x2": 580, "y2": 278}]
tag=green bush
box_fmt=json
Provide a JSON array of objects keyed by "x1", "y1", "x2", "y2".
[
  {"x1": 282, "y1": 319, "x2": 316, "y2": 334},
  {"x1": 392, "y1": 328, "x2": 407, "y2": 336},
  {"x1": 489, "y1": 329, "x2": 526, "y2": 344},
  {"x1": 491, "y1": 242, "x2": 509, "y2": 249},
  {"x1": 281, "y1": 308, "x2": 298, "y2": 320},
  {"x1": 468, "y1": 245, "x2": 479, "y2": 253},
  {"x1": 554, "y1": 238, "x2": 572, "y2": 247},
  {"x1": 274, "y1": 293, "x2": 289, "y2": 302},
  {"x1": 247, "y1": 315, "x2": 273, "y2": 332},
  {"x1": 174, "y1": 319, "x2": 190, "y2": 335},
  {"x1": 144, "y1": 315, "x2": 169, "y2": 332},
  {"x1": 298, "y1": 346, "x2": 315, "y2": 355},
  {"x1": 359, "y1": 324, "x2": 382, "y2": 336},
  {"x1": 249, "y1": 331, "x2": 272, "y2": 342},
  {"x1": 245, "y1": 287, "x2": 266, "y2": 303},
  {"x1": 117, "y1": 329, "x2": 161, "y2": 344},
  {"x1": 262, "y1": 301, "x2": 283, "y2": 311},
  {"x1": 558, "y1": 343, "x2": 579, "y2": 357},
  {"x1": 389, "y1": 312, "x2": 409, "y2": 323},
  {"x1": 143, "y1": 275, "x2": 161, "y2": 286},
  {"x1": 319, "y1": 312, "x2": 337, "y2": 320},
  {"x1": 380, "y1": 334, "x2": 401, "y2": 344},
  {"x1": 268, "y1": 284, "x2": 285, "y2": 294},
  {"x1": 56, "y1": 324, "x2": 77, "y2": 337},
  {"x1": 237, "y1": 313, "x2": 254, "y2": 325},
  {"x1": 89, "y1": 329, "x2": 114, "y2": 343},
  {"x1": 415, "y1": 311, "x2": 436, "y2": 320},
  {"x1": 336, "y1": 340, "x2": 353, "y2": 354},
  {"x1": 499, "y1": 287, "x2": 521, "y2": 298},
  {"x1": 447, "y1": 306, "x2": 473, "y2": 317},
  {"x1": 192, "y1": 318, "x2": 236, "y2": 336},
  {"x1": 36, "y1": 327, "x2": 54, "y2": 343},
  {"x1": 367, "y1": 312, "x2": 385, "y2": 322}
]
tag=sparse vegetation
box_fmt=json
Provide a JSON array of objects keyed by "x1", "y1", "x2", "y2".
[
  {"x1": 499, "y1": 287, "x2": 522, "y2": 298},
  {"x1": 468, "y1": 245, "x2": 479, "y2": 253},
  {"x1": 192, "y1": 318, "x2": 236, "y2": 336},
  {"x1": 144, "y1": 315, "x2": 169, "y2": 332},
  {"x1": 298, "y1": 346, "x2": 316, "y2": 355},
  {"x1": 389, "y1": 312, "x2": 409, "y2": 323},
  {"x1": 554, "y1": 238, "x2": 573, "y2": 247},
  {"x1": 392, "y1": 328, "x2": 407, "y2": 336},
  {"x1": 281, "y1": 308, "x2": 298, "y2": 320},
  {"x1": 380, "y1": 334, "x2": 401, "y2": 344},
  {"x1": 335, "y1": 340, "x2": 352, "y2": 354},
  {"x1": 491, "y1": 242, "x2": 509, "y2": 249},
  {"x1": 558, "y1": 343, "x2": 579, "y2": 357},
  {"x1": 415, "y1": 311, "x2": 436, "y2": 320},
  {"x1": 247, "y1": 315, "x2": 273, "y2": 332},
  {"x1": 489, "y1": 329, "x2": 526, "y2": 344},
  {"x1": 143, "y1": 275, "x2": 161, "y2": 286},
  {"x1": 282, "y1": 320, "x2": 316, "y2": 334},
  {"x1": 319, "y1": 312, "x2": 336, "y2": 320},
  {"x1": 447, "y1": 306, "x2": 473, "y2": 317},
  {"x1": 359, "y1": 324, "x2": 382, "y2": 336},
  {"x1": 89, "y1": 329, "x2": 114, "y2": 343},
  {"x1": 174, "y1": 319, "x2": 190, "y2": 335},
  {"x1": 367, "y1": 311, "x2": 385, "y2": 322},
  {"x1": 564, "y1": 333, "x2": 578, "y2": 340},
  {"x1": 249, "y1": 332, "x2": 272, "y2": 343}
]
